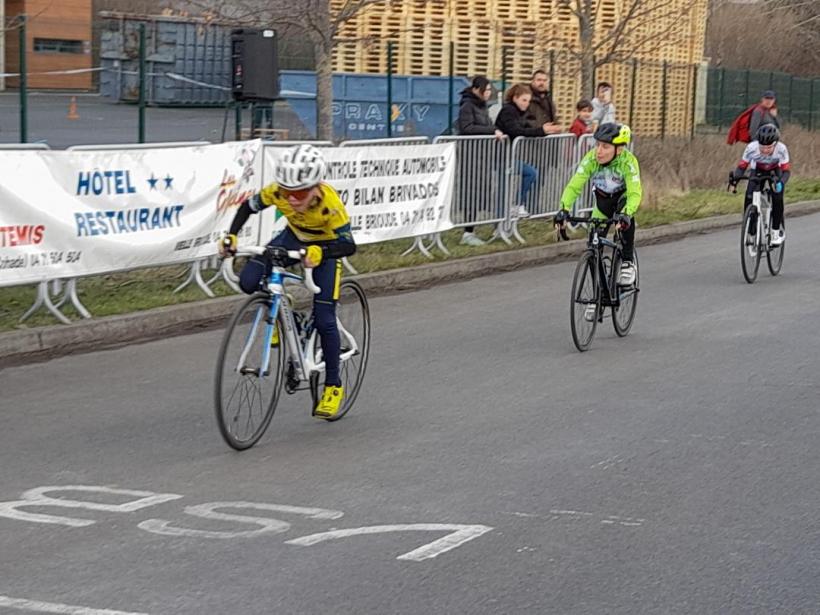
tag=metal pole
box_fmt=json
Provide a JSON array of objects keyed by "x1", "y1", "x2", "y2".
[
  {"x1": 690, "y1": 64, "x2": 697, "y2": 140},
  {"x1": 629, "y1": 58, "x2": 638, "y2": 127},
  {"x1": 787, "y1": 75, "x2": 793, "y2": 123},
  {"x1": 744, "y1": 68, "x2": 750, "y2": 108},
  {"x1": 18, "y1": 15, "x2": 27, "y2": 144},
  {"x1": 591, "y1": 56, "x2": 597, "y2": 97},
  {"x1": 235, "y1": 102, "x2": 242, "y2": 140},
  {"x1": 718, "y1": 67, "x2": 725, "y2": 129},
  {"x1": 501, "y1": 46, "x2": 509, "y2": 94},
  {"x1": 548, "y1": 49, "x2": 555, "y2": 95},
  {"x1": 447, "y1": 41, "x2": 454, "y2": 134},
  {"x1": 386, "y1": 41, "x2": 394, "y2": 138},
  {"x1": 660, "y1": 61, "x2": 668, "y2": 140},
  {"x1": 810, "y1": 79, "x2": 816, "y2": 131},
  {"x1": 138, "y1": 23, "x2": 146, "y2": 143}
]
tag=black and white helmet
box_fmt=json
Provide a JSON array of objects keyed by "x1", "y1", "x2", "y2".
[{"x1": 275, "y1": 144, "x2": 326, "y2": 190}]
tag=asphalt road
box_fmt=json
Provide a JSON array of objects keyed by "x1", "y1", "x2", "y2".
[
  {"x1": 0, "y1": 93, "x2": 309, "y2": 149},
  {"x1": 2, "y1": 217, "x2": 820, "y2": 614}
]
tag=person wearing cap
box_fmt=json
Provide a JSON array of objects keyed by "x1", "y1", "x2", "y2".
[{"x1": 749, "y1": 90, "x2": 780, "y2": 141}]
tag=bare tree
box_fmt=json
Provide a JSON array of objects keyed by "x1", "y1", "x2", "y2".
[
  {"x1": 706, "y1": 0, "x2": 820, "y2": 75},
  {"x1": 545, "y1": 0, "x2": 703, "y2": 96},
  {"x1": 182, "y1": 0, "x2": 430, "y2": 141}
]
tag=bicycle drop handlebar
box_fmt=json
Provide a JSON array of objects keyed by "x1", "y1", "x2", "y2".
[
  {"x1": 234, "y1": 246, "x2": 321, "y2": 295},
  {"x1": 727, "y1": 170, "x2": 779, "y2": 194},
  {"x1": 554, "y1": 215, "x2": 623, "y2": 242}
]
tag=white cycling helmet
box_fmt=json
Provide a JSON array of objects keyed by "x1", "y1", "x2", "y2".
[{"x1": 275, "y1": 144, "x2": 326, "y2": 190}]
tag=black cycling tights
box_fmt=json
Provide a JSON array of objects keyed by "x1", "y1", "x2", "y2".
[
  {"x1": 744, "y1": 180, "x2": 784, "y2": 232},
  {"x1": 596, "y1": 193, "x2": 635, "y2": 262}
]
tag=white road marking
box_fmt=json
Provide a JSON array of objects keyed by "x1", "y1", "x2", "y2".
[
  {"x1": 590, "y1": 455, "x2": 626, "y2": 470},
  {"x1": 138, "y1": 502, "x2": 343, "y2": 539},
  {"x1": 653, "y1": 435, "x2": 772, "y2": 448},
  {"x1": 506, "y1": 510, "x2": 645, "y2": 527},
  {"x1": 0, "y1": 486, "x2": 182, "y2": 528},
  {"x1": 0, "y1": 594, "x2": 150, "y2": 615},
  {"x1": 285, "y1": 524, "x2": 493, "y2": 562},
  {"x1": 548, "y1": 509, "x2": 595, "y2": 518}
]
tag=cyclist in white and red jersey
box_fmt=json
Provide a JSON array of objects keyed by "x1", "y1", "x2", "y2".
[{"x1": 729, "y1": 124, "x2": 791, "y2": 246}]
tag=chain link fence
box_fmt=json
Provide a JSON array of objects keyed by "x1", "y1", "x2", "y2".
[{"x1": 705, "y1": 67, "x2": 819, "y2": 131}]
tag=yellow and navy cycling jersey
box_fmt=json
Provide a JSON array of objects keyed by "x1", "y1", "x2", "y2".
[{"x1": 254, "y1": 182, "x2": 352, "y2": 244}]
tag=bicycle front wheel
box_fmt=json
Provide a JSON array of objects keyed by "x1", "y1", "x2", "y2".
[
  {"x1": 612, "y1": 251, "x2": 639, "y2": 337},
  {"x1": 740, "y1": 207, "x2": 761, "y2": 284},
  {"x1": 570, "y1": 251, "x2": 599, "y2": 352},
  {"x1": 767, "y1": 220, "x2": 785, "y2": 276},
  {"x1": 310, "y1": 280, "x2": 371, "y2": 421},
  {"x1": 214, "y1": 294, "x2": 285, "y2": 450}
]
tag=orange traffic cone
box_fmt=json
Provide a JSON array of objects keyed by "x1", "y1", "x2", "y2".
[{"x1": 67, "y1": 96, "x2": 79, "y2": 120}]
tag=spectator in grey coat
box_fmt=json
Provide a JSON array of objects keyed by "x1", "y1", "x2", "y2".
[
  {"x1": 455, "y1": 76, "x2": 505, "y2": 246},
  {"x1": 591, "y1": 82, "x2": 616, "y2": 127},
  {"x1": 749, "y1": 90, "x2": 780, "y2": 139}
]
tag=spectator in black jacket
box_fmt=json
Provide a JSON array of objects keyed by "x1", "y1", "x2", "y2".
[
  {"x1": 457, "y1": 76, "x2": 505, "y2": 138},
  {"x1": 527, "y1": 70, "x2": 562, "y2": 134},
  {"x1": 496, "y1": 84, "x2": 549, "y2": 217},
  {"x1": 456, "y1": 76, "x2": 505, "y2": 245}
]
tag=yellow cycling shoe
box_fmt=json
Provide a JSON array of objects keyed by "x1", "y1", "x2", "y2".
[
  {"x1": 270, "y1": 322, "x2": 280, "y2": 347},
  {"x1": 314, "y1": 385, "x2": 345, "y2": 419}
]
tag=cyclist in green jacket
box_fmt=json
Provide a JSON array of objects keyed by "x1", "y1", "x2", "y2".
[{"x1": 554, "y1": 122, "x2": 642, "y2": 286}]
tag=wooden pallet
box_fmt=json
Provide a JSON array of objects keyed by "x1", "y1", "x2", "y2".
[{"x1": 330, "y1": 0, "x2": 708, "y2": 136}]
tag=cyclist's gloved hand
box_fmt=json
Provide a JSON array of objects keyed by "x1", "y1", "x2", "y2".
[
  {"x1": 218, "y1": 233, "x2": 237, "y2": 257},
  {"x1": 774, "y1": 181, "x2": 783, "y2": 193},
  {"x1": 554, "y1": 209, "x2": 569, "y2": 226},
  {"x1": 615, "y1": 213, "x2": 631, "y2": 230},
  {"x1": 302, "y1": 245, "x2": 323, "y2": 268}
]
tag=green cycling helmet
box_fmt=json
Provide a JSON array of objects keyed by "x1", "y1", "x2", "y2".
[{"x1": 594, "y1": 122, "x2": 631, "y2": 145}]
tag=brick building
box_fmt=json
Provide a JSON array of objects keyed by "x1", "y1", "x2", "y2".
[{"x1": 4, "y1": 0, "x2": 93, "y2": 89}]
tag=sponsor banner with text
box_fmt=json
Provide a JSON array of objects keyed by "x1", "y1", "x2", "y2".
[
  {"x1": 262, "y1": 143, "x2": 455, "y2": 245},
  {"x1": 0, "y1": 141, "x2": 263, "y2": 287}
]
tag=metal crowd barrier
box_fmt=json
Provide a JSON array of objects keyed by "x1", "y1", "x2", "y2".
[
  {"x1": 507, "y1": 134, "x2": 580, "y2": 243},
  {"x1": 433, "y1": 134, "x2": 514, "y2": 245},
  {"x1": 5, "y1": 135, "x2": 626, "y2": 325},
  {"x1": 0, "y1": 143, "x2": 89, "y2": 325},
  {"x1": 575, "y1": 134, "x2": 597, "y2": 214},
  {"x1": 262, "y1": 140, "x2": 335, "y2": 147},
  {"x1": 0, "y1": 143, "x2": 51, "y2": 150},
  {"x1": 339, "y1": 136, "x2": 430, "y2": 148}
]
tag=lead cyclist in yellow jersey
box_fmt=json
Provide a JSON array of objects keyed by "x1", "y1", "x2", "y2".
[{"x1": 218, "y1": 144, "x2": 356, "y2": 419}]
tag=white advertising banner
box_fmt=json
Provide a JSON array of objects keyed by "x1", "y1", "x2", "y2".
[
  {"x1": 261, "y1": 143, "x2": 455, "y2": 245},
  {"x1": 0, "y1": 141, "x2": 264, "y2": 287}
]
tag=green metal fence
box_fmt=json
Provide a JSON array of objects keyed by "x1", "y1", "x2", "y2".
[{"x1": 706, "y1": 67, "x2": 818, "y2": 130}]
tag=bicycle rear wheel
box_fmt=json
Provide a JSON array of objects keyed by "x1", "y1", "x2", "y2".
[
  {"x1": 740, "y1": 207, "x2": 761, "y2": 284},
  {"x1": 570, "y1": 251, "x2": 599, "y2": 352},
  {"x1": 612, "y1": 251, "x2": 639, "y2": 337},
  {"x1": 214, "y1": 294, "x2": 285, "y2": 450},
  {"x1": 767, "y1": 220, "x2": 785, "y2": 276},
  {"x1": 310, "y1": 280, "x2": 371, "y2": 421}
]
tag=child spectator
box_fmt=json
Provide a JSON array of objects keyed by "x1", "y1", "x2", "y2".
[{"x1": 570, "y1": 99, "x2": 595, "y2": 138}]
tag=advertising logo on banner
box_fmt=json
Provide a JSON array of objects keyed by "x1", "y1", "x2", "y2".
[
  {"x1": 262, "y1": 143, "x2": 455, "y2": 245},
  {"x1": 0, "y1": 141, "x2": 264, "y2": 288}
]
